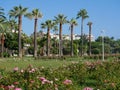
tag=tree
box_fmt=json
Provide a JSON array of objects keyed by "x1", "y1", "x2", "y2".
[
  {"x1": 26, "y1": 9, "x2": 42, "y2": 58},
  {"x1": 0, "y1": 7, "x2": 6, "y2": 23},
  {"x1": 8, "y1": 19, "x2": 18, "y2": 33},
  {"x1": 3, "y1": 19, "x2": 19, "y2": 57},
  {"x1": 68, "y1": 18, "x2": 77, "y2": 56},
  {"x1": 0, "y1": 24, "x2": 4, "y2": 57},
  {"x1": 0, "y1": 22, "x2": 11, "y2": 57},
  {"x1": 52, "y1": 26, "x2": 59, "y2": 55},
  {"x1": 37, "y1": 36, "x2": 47, "y2": 56},
  {"x1": 41, "y1": 20, "x2": 56, "y2": 56},
  {"x1": 0, "y1": 7, "x2": 6, "y2": 57},
  {"x1": 87, "y1": 21, "x2": 92, "y2": 56},
  {"x1": 9, "y1": 5, "x2": 28, "y2": 58},
  {"x1": 76, "y1": 9, "x2": 89, "y2": 56},
  {"x1": 54, "y1": 14, "x2": 67, "y2": 57}
]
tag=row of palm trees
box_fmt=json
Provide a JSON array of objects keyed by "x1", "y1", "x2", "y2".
[
  {"x1": 9, "y1": 6, "x2": 43, "y2": 58},
  {"x1": 0, "y1": 5, "x2": 92, "y2": 58}
]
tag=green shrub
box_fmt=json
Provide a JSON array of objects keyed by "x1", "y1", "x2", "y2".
[{"x1": 3, "y1": 52, "x2": 10, "y2": 57}]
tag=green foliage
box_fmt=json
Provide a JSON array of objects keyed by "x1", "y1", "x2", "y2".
[
  {"x1": 3, "y1": 52, "x2": 10, "y2": 57},
  {"x1": 4, "y1": 33, "x2": 18, "y2": 50}
]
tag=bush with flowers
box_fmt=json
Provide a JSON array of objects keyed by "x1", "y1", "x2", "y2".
[{"x1": 0, "y1": 60, "x2": 120, "y2": 89}]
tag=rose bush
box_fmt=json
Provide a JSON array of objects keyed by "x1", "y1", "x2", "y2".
[{"x1": 0, "y1": 60, "x2": 120, "y2": 89}]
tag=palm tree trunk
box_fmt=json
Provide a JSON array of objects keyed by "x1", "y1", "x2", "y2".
[
  {"x1": 34, "y1": 18, "x2": 38, "y2": 58},
  {"x1": 1, "y1": 33, "x2": 4, "y2": 58},
  {"x1": 59, "y1": 23, "x2": 62, "y2": 57},
  {"x1": 18, "y1": 15, "x2": 22, "y2": 58},
  {"x1": 89, "y1": 25, "x2": 92, "y2": 56},
  {"x1": 81, "y1": 18, "x2": 83, "y2": 56},
  {"x1": 71, "y1": 25, "x2": 74, "y2": 56},
  {"x1": 47, "y1": 28, "x2": 50, "y2": 56}
]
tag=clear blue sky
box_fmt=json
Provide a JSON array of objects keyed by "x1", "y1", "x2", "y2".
[{"x1": 0, "y1": 0, "x2": 120, "y2": 39}]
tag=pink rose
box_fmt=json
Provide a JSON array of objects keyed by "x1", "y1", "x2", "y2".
[{"x1": 39, "y1": 77, "x2": 50, "y2": 84}]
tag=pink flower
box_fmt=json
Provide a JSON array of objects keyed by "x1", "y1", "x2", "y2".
[
  {"x1": 41, "y1": 79, "x2": 48, "y2": 84},
  {"x1": 39, "y1": 77, "x2": 46, "y2": 81},
  {"x1": 39, "y1": 77, "x2": 50, "y2": 84},
  {"x1": 29, "y1": 68, "x2": 35, "y2": 73},
  {"x1": 63, "y1": 79, "x2": 72, "y2": 85},
  {"x1": 83, "y1": 87, "x2": 93, "y2": 90},
  {"x1": 14, "y1": 88, "x2": 22, "y2": 90},
  {"x1": 31, "y1": 68, "x2": 35, "y2": 72},
  {"x1": 13, "y1": 67, "x2": 19, "y2": 72}
]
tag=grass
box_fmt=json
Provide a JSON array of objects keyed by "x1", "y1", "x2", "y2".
[
  {"x1": 0, "y1": 56, "x2": 113, "y2": 72},
  {"x1": 0, "y1": 57, "x2": 80, "y2": 71}
]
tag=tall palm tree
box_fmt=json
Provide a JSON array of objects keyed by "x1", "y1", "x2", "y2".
[
  {"x1": 68, "y1": 18, "x2": 77, "y2": 56},
  {"x1": 76, "y1": 9, "x2": 89, "y2": 56},
  {"x1": 26, "y1": 9, "x2": 42, "y2": 58},
  {"x1": 54, "y1": 14, "x2": 67, "y2": 57},
  {"x1": 0, "y1": 7, "x2": 6, "y2": 58},
  {"x1": 9, "y1": 5, "x2": 28, "y2": 58},
  {"x1": 87, "y1": 21, "x2": 92, "y2": 56},
  {"x1": 41, "y1": 20, "x2": 56, "y2": 56}
]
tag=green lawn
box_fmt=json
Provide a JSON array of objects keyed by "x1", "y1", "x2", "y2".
[{"x1": 0, "y1": 57, "x2": 80, "y2": 71}]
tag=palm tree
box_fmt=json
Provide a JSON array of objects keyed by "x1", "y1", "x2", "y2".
[
  {"x1": 0, "y1": 7, "x2": 6, "y2": 23},
  {"x1": 53, "y1": 25, "x2": 59, "y2": 55},
  {"x1": 26, "y1": 9, "x2": 42, "y2": 58},
  {"x1": 68, "y1": 18, "x2": 77, "y2": 56},
  {"x1": 41, "y1": 20, "x2": 56, "y2": 56},
  {"x1": 53, "y1": 25, "x2": 58, "y2": 35},
  {"x1": 0, "y1": 22, "x2": 11, "y2": 58},
  {"x1": 8, "y1": 19, "x2": 18, "y2": 33},
  {"x1": 87, "y1": 22, "x2": 93, "y2": 56},
  {"x1": 9, "y1": 5, "x2": 28, "y2": 58},
  {"x1": 54, "y1": 14, "x2": 67, "y2": 57},
  {"x1": 76, "y1": 9, "x2": 89, "y2": 56},
  {"x1": 0, "y1": 7, "x2": 6, "y2": 58},
  {"x1": 0, "y1": 24, "x2": 4, "y2": 58}
]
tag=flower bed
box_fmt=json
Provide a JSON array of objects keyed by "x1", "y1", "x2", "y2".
[{"x1": 0, "y1": 60, "x2": 120, "y2": 90}]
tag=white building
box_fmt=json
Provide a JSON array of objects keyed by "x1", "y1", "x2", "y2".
[{"x1": 35, "y1": 32, "x2": 95, "y2": 41}]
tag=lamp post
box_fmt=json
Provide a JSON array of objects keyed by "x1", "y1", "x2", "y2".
[{"x1": 101, "y1": 30, "x2": 104, "y2": 61}]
